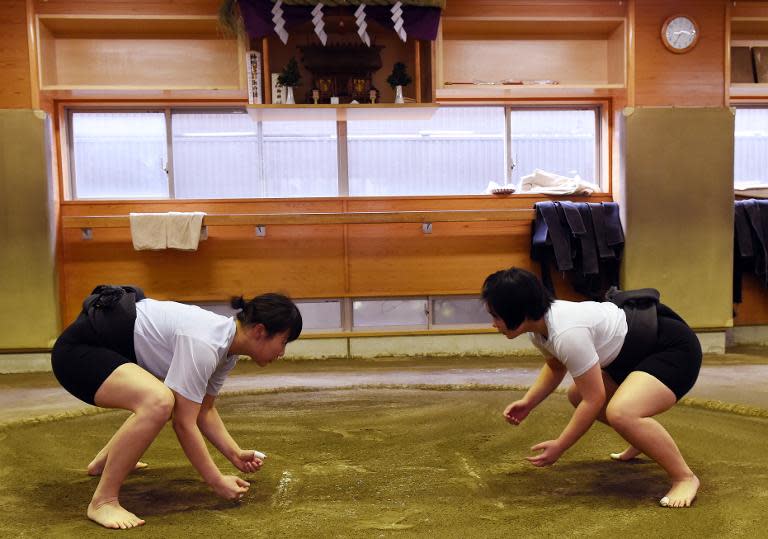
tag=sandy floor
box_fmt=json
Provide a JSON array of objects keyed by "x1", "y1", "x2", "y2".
[
  {"x1": 1, "y1": 350, "x2": 767, "y2": 536},
  {"x1": 2, "y1": 350, "x2": 768, "y2": 426},
  {"x1": 1, "y1": 387, "x2": 767, "y2": 537}
]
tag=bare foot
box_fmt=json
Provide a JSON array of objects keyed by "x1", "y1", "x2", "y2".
[
  {"x1": 87, "y1": 459, "x2": 147, "y2": 476},
  {"x1": 87, "y1": 498, "x2": 145, "y2": 529},
  {"x1": 610, "y1": 446, "x2": 641, "y2": 461},
  {"x1": 659, "y1": 474, "x2": 700, "y2": 508}
]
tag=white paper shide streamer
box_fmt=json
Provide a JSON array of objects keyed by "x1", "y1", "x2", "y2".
[
  {"x1": 354, "y1": 4, "x2": 371, "y2": 47},
  {"x1": 311, "y1": 4, "x2": 328, "y2": 45},
  {"x1": 390, "y1": 1, "x2": 407, "y2": 42},
  {"x1": 272, "y1": 0, "x2": 289, "y2": 45}
]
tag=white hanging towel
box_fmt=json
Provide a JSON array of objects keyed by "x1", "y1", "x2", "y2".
[
  {"x1": 166, "y1": 212, "x2": 206, "y2": 251},
  {"x1": 129, "y1": 213, "x2": 168, "y2": 250}
]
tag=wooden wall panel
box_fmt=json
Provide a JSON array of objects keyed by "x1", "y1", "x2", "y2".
[
  {"x1": 60, "y1": 226, "x2": 347, "y2": 324},
  {"x1": 59, "y1": 199, "x2": 347, "y2": 323},
  {"x1": 33, "y1": 0, "x2": 220, "y2": 16},
  {"x1": 632, "y1": 0, "x2": 727, "y2": 107},
  {"x1": 443, "y1": 0, "x2": 625, "y2": 18},
  {"x1": 347, "y1": 222, "x2": 532, "y2": 296},
  {"x1": 736, "y1": 274, "x2": 768, "y2": 326},
  {"x1": 0, "y1": 0, "x2": 33, "y2": 108},
  {"x1": 59, "y1": 195, "x2": 610, "y2": 324}
]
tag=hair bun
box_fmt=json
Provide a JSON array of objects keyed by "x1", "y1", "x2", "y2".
[{"x1": 230, "y1": 296, "x2": 247, "y2": 311}]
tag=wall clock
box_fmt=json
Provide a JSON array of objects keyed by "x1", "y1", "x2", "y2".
[{"x1": 661, "y1": 15, "x2": 699, "y2": 53}]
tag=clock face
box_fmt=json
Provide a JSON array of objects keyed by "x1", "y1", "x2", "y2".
[{"x1": 662, "y1": 16, "x2": 699, "y2": 52}]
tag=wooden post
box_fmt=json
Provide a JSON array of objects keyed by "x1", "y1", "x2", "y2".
[
  {"x1": 414, "y1": 40, "x2": 422, "y2": 103},
  {"x1": 262, "y1": 37, "x2": 271, "y2": 104}
]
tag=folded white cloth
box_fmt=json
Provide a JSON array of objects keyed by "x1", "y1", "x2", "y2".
[
  {"x1": 519, "y1": 168, "x2": 600, "y2": 196},
  {"x1": 129, "y1": 213, "x2": 167, "y2": 250},
  {"x1": 129, "y1": 212, "x2": 206, "y2": 251},
  {"x1": 167, "y1": 212, "x2": 206, "y2": 250}
]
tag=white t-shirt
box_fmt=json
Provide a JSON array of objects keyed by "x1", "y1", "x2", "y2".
[
  {"x1": 529, "y1": 300, "x2": 628, "y2": 378},
  {"x1": 133, "y1": 299, "x2": 238, "y2": 403}
]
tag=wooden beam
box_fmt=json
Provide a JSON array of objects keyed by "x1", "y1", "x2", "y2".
[{"x1": 62, "y1": 209, "x2": 536, "y2": 229}]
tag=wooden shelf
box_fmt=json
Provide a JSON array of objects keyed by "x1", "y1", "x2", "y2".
[
  {"x1": 246, "y1": 103, "x2": 439, "y2": 121},
  {"x1": 36, "y1": 14, "x2": 246, "y2": 93},
  {"x1": 730, "y1": 16, "x2": 768, "y2": 98},
  {"x1": 437, "y1": 16, "x2": 626, "y2": 95},
  {"x1": 436, "y1": 83, "x2": 624, "y2": 100},
  {"x1": 441, "y1": 17, "x2": 627, "y2": 39},
  {"x1": 730, "y1": 83, "x2": 768, "y2": 98},
  {"x1": 732, "y1": 17, "x2": 768, "y2": 41}
]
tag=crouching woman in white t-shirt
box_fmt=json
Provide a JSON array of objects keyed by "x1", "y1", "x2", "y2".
[
  {"x1": 52, "y1": 292, "x2": 302, "y2": 529},
  {"x1": 482, "y1": 268, "x2": 701, "y2": 509}
]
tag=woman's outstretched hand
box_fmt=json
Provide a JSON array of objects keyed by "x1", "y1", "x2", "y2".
[
  {"x1": 526, "y1": 439, "x2": 564, "y2": 467},
  {"x1": 231, "y1": 449, "x2": 265, "y2": 473},
  {"x1": 503, "y1": 399, "x2": 533, "y2": 425},
  {"x1": 212, "y1": 475, "x2": 250, "y2": 500}
]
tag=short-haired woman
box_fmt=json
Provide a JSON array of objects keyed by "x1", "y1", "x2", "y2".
[
  {"x1": 482, "y1": 267, "x2": 701, "y2": 508},
  {"x1": 52, "y1": 291, "x2": 302, "y2": 529}
]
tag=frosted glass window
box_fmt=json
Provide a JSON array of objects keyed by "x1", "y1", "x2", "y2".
[
  {"x1": 432, "y1": 297, "x2": 491, "y2": 325},
  {"x1": 262, "y1": 121, "x2": 339, "y2": 197},
  {"x1": 296, "y1": 300, "x2": 342, "y2": 330},
  {"x1": 734, "y1": 108, "x2": 768, "y2": 186},
  {"x1": 353, "y1": 299, "x2": 428, "y2": 328},
  {"x1": 509, "y1": 108, "x2": 599, "y2": 187},
  {"x1": 190, "y1": 300, "x2": 340, "y2": 331},
  {"x1": 346, "y1": 107, "x2": 506, "y2": 196},
  {"x1": 172, "y1": 110, "x2": 260, "y2": 199},
  {"x1": 71, "y1": 112, "x2": 168, "y2": 199}
]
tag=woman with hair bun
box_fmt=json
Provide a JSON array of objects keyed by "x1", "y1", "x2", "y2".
[{"x1": 51, "y1": 289, "x2": 302, "y2": 529}]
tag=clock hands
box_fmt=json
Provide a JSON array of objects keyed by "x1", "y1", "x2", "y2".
[{"x1": 671, "y1": 30, "x2": 694, "y2": 48}]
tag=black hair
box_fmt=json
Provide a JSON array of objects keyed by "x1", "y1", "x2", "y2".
[
  {"x1": 230, "y1": 293, "x2": 303, "y2": 342},
  {"x1": 481, "y1": 267, "x2": 554, "y2": 330}
]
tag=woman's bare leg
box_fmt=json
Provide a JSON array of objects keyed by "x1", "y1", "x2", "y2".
[
  {"x1": 567, "y1": 371, "x2": 641, "y2": 459},
  {"x1": 605, "y1": 371, "x2": 699, "y2": 508},
  {"x1": 87, "y1": 413, "x2": 148, "y2": 476},
  {"x1": 87, "y1": 363, "x2": 175, "y2": 529}
]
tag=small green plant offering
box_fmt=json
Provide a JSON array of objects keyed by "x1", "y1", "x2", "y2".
[
  {"x1": 277, "y1": 57, "x2": 302, "y2": 87},
  {"x1": 386, "y1": 62, "x2": 412, "y2": 88}
]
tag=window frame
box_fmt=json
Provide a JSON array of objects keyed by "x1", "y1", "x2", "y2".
[
  {"x1": 61, "y1": 101, "x2": 611, "y2": 201},
  {"x1": 731, "y1": 102, "x2": 768, "y2": 187},
  {"x1": 506, "y1": 103, "x2": 605, "y2": 191}
]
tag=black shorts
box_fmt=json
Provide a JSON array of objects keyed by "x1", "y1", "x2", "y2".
[
  {"x1": 604, "y1": 315, "x2": 702, "y2": 400},
  {"x1": 51, "y1": 312, "x2": 137, "y2": 405}
]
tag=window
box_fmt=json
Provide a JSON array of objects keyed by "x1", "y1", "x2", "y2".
[
  {"x1": 70, "y1": 111, "x2": 168, "y2": 199},
  {"x1": 171, "y1": 111, "x2": 260, "y2": 199},
  {"x1": 352, "y1": 298, "x2": 428, "y2": 329},
  {"x1": 261, "y1": 120, "x2": 338, "y2": 197},
  {"x1": 734, "y1": 107, "x2": 768, "y2": 187},
  {"x1": 432, "y1": 297, "x2": 491, "y2": 326},
  {"x1": 296, "y1": 300, "x2": 343, "y2": 331},
  {"x1": 191, "y1": 299, "x2": 342, "y2": 331},
  {"x1": 193, "y1": 296, "x2": 492, "y2": 333},
  {"x1": 346, "y1": 107, "x2": 506, "y2": 196},
  {"x1": 67, "y1": 105, "x2": 604, "y2": 200},
  {"x1": 69, "y1": 109, "x2": 338, "y2": 200},
  {"x1": 509, "y1": 107, "x2": 600, "y2": 187}
]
